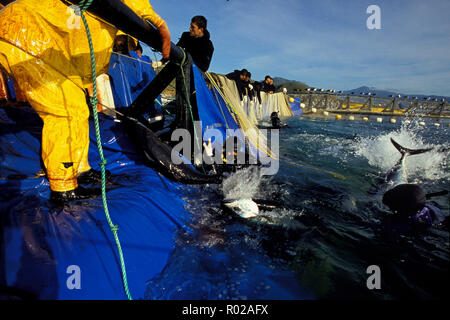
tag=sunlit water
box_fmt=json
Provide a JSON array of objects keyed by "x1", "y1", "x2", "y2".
[{"x1": 145, "y1": 116, "x2": 449, "y2": 300}]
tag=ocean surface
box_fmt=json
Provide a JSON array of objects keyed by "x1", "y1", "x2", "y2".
[{"x1": 145, "y1": 115, "x2": 449, "y2": 300}]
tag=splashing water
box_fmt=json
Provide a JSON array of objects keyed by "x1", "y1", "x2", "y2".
[
  {"x1": 222, "y1": 167, "x2": 262, "y2": 200},
  {"x1": 146, "y1": 116, "x2": 448, "y2": 300},
  {"x1": 353, "y1": 121, "x2": 449, "y2": 181},
  {"x1": 259, "y1": 208, "x2": 305, "y2": 230}
]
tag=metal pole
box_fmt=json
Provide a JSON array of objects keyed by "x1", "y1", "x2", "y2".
[{"x1": 67, "y1": 0, "x2": 185, "y2": 63}]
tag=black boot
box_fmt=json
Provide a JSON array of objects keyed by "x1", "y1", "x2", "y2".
[
  {"x1": 50, "y1": 186, "x2": 102, "y2": 203},
  {"x1": 78, "y1": 168, "x2": 111, "y2": 185}
]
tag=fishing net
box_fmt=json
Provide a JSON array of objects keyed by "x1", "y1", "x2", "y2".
[
  {"x1": 206, "y1": 72, "x2": 278, "y2": 161},
  {"x1": 259, "y1": 91, "x2": 294, "y2": 120}
]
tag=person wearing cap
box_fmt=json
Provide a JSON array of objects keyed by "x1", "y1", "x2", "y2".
[{"x1": 177, "y1": 15, "x2": 214, "y2": 72}]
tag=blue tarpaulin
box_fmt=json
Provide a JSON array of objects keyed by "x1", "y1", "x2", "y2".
[
  {"x1": 0, "y1": 64, "x2": 312, "y2": 301},
  {"x1": 6, "y1": 76, "x2": 16, "y2": 100},
  {"x1": 192, "y1": 64, "x2": 246, "y2": 153},
  {"x1": 0, "y1": 105, "x2": 191, "y2": 299},
  {"x1": 107, "y1": 52, "x2": 160, "y2": 113},
  {"x1": 289, "y1": 97, "x2": 303, "y2": 116}
]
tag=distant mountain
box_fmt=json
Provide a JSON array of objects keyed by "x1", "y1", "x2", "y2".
[
  {"x1": 343, "y1": 86, "x2": 449, "y2": 101},
  {"x1": 251, "y1": 80, "x2": 449, "y2": 101},
  {"x1": 343, "y1": 86, "x2": 397, "y2": 98},
  {"x1": 270, "y1": 77, "x2": 309, "y2": 92}
]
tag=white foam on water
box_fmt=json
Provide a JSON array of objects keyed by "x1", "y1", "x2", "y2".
[
  {"x1": 222, "y1": 167, "x2": 262, "y2": 201},
  {"x1": 353, "y1": 121, "x2": 449, "y2": 181},
  {"x1": 259, "y1": 208, "x2": 305, "y2": 229},
  {"x1": 221, "y1": 168, "x2": 306, "y2": 228}
]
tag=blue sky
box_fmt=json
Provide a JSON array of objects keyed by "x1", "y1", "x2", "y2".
[{"x1": 143, "y1": 0, "x2": 450, "y2": 96}]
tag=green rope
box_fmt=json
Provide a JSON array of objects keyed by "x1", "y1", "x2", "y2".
[{"x1": 78, "y1": 0, "x2": 133, "y2": 300}]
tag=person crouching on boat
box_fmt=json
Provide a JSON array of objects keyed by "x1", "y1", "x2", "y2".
[
  {"x1": 176, "y1": 15, "x2": 214, "y2": 72},
  {"x1": 0, "y1": 0, "x2": 171, "y2": 202}
]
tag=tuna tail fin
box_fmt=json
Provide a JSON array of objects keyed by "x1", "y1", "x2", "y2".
[{"x1": 390, "y1": 138, "x2": 433, "y2": 157}]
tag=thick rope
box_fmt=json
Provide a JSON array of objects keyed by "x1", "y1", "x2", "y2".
[
  {"x1": 178, "y1": 50, "x2": 206, "y2": 173},
  {"x1": 78, "y1": 0, "x2": 132, "y2": 300}
]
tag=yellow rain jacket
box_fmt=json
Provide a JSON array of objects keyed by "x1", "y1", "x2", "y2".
[{"x1": 0, "y1": 0, "x2": 165, "y2": 192}]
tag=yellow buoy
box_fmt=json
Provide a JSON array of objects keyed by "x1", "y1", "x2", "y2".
[
  {"x1": 376, "y1": 117, "x2": 383, "y2": 123},
  {"x1": 390, "y1": 118, "x2": 397, "y2": 124},
  {"x1": 336, "y1": 114, "x2": 342, "y2": 120},
  {"x1": 289, "y1": 97, "x2": 294, "y2": 103},
  {"x1": 323, "y1": 111, "x2": 329, "y2": 116},
  {"x1": 300, "y1": 103, "x2": 306, "y2": 109},
  {"x1": 418, "y1": 121, "x2": 426, "y2": 126},
  {"x1": 349, "y1": 115, "x2": 355, "y2": 120},
  {"x1": 362, "y1": 117, "x2": 369, "y2": 122},
  {"x1": 433, "y1": 123, "x2": 440, "y2": 127},
  {"x1": 311, "y1": 107, "x2": 317, "y2": 113}
]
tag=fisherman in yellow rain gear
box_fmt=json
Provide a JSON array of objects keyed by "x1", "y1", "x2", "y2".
[{"x1": 0, "y1": 0, "x2": 171, "y2": 202}]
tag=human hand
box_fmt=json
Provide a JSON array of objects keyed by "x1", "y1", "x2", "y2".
[
  {"x1": 158, "y1": 22, "x2": 171, "y2": 60},
  {"x1": 203, "y1": 138, "x2": 213, "y2": 157}
]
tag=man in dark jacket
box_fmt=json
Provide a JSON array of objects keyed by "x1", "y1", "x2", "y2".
[
  {"x1": 261, "y1": 75, "x2": 276, "y2": 93},
  {"x1": 226, "y1": 69, "x2": 248, "y2": 83},
  {"x1": 177, "y1": 16, "x2": 214, "y2": 72},
  {"x1": 225, "y1": 69, "x2": 252, "y2": 101}
]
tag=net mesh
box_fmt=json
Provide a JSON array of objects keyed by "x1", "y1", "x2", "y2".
[{"x1": 207, "y1": 73, "x2": 280, "y2": 160}]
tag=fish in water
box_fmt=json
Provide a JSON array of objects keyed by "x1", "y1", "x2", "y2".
[
  {"x1": 223, "y1": 198, "x2": 259, "y2": 219},
  {"x1": 222, "y1": 198, "x2": 280, "y2": 224},
  {"x1": 121, "y1": 113, "x2": 221, "y2": 184},
  {"x1": 386, "y1": 138, "x2": 433, "y2": 184},
  {"x1": 378, "y1": 139, "x2": 448, "y2": 230},
  {"x1": 373, "y1": 138, "x2": 433, "y2": 193}
]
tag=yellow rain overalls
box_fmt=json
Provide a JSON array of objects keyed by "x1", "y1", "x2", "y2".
[{"x1": 0, "y1": 0, "x2": 166, "y2": 192}]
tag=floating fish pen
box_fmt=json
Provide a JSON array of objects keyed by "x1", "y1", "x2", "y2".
[{"x1": 290, "y1": 92, "x2": 450, "y2": 119}]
